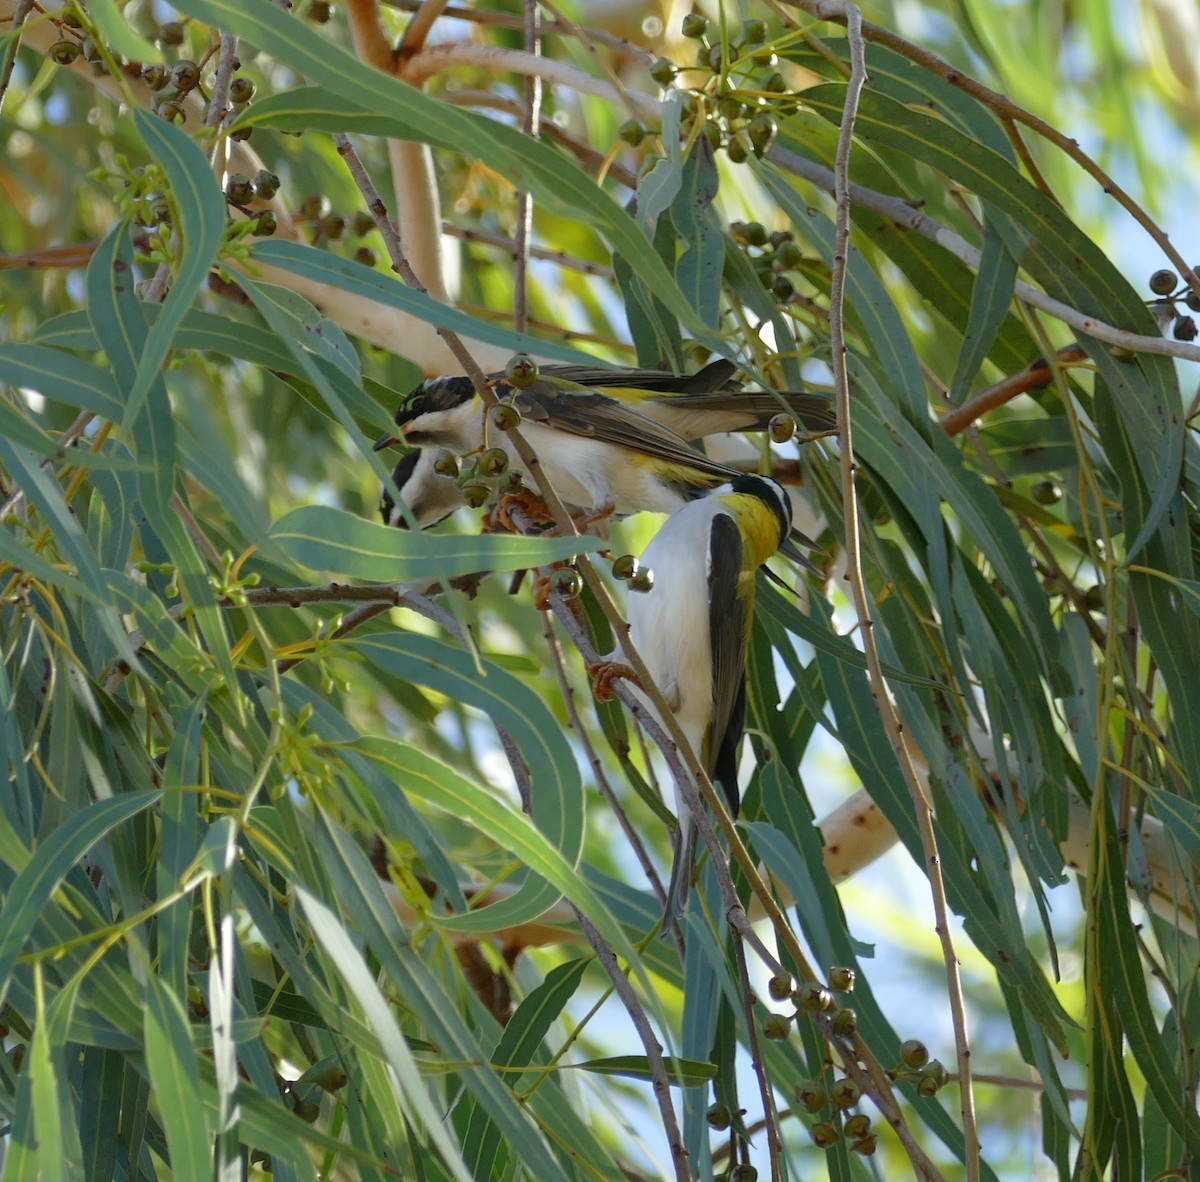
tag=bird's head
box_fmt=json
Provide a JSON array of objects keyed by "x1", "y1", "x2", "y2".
[
  {"x1": 729, "y1": 473, "x2": 791, "y2": 543},
  {"x1": 373, "y1": 376, "x2": 477, "y2": 450}
]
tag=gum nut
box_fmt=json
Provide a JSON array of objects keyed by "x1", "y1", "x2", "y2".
[
  {"x1": 828, "y1": 965, "x2": 856, "y2": 992},
  {"x1": 50, "y1": 39, "x2": 81, "y2": 64},
  {"x1": 459, "y1": 479, "x2": 490, "y2": 508},
  {"x1": 769, "y1": 413, "x2": 796, "y2": 443},
  {"x1": 229, "y1": 75, "x2": 255, "y2": 103},
  {"x1": 829, "y1": 1078, "x2": 861, "y2": 1109},
  {"x1": 432, "y1": 449, "x2": 459, "y2": 478},
  {"x1": 796, "y1": 981, "x2": 832, "y2": 1011},
  {"x1": 628, "y1": 568, "x2": 655, "y2": 593},
  {"x1": 1031, "y1": 480, "x2": 1061, "y2": 505},
  {"x1": 611, "y1": 554, "x2": 640, "y2": 580},
  {"x1": 477, "y1": 447, "x2": 509, "y2": 478},
  {"x1": 831, "y1": 1007, "x2": 857, "y2": 1037},
  {"x1": 650, "y1": 57, "x2": 678, "y2": 85},
  {"x1": 767, "y1": 973, "x2": 793, "y2": 1000},
  {"x1": 763, "y1": 1013, "x2": 792, "y2": 1040},
  {"x1": 504, "y1": 353, "x2": 539, "y2": 388},
  {"x1": 551, "y1": 568, "x2": 583, "y2": 599},
  {"x1": 170, "y1": 59, "x2": 200, "y2": 92},
  {"x1": 794, "y1": 1080, "x2": 825, "y2": 1113},
  {"x1": 1149, "y1": 268, "x2": 1177, "y2": 295},
  {"x1": 490, "y1": 402, "x2": 522, "y2": 431}
]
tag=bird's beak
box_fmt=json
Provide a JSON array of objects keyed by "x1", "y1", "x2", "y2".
[
  {"x1": 779, "y1": 533, "x2": 822, "y2": 573},
  {"x1": 373, "y1": 431, "x2": 402, "y2": 452}
]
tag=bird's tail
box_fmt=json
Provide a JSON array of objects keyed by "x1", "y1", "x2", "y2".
[{"x1": 663, "y1": 811, "x2": 699, "y2": 933}]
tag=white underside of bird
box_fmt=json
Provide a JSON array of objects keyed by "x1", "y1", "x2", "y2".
[
  {"x1": 400, "y1": 398, "x2": 722, "y2": 520},
  {"x1": 625, "y1": 496, "x2": 733, "y2": 924}
]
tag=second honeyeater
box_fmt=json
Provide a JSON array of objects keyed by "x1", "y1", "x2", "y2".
[{"x1": 375, "y1": 360, "x2": 832, "y2": 529}]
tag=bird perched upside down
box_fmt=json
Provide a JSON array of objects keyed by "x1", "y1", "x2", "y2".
[
  {"x1": 375, "y1": 361, "x2": 833, "y2": 530},
  {"x1": 604, "y1": 474, "x2": 797, "y2": 928}
]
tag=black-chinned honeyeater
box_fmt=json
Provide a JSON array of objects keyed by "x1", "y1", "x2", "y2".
[
  {"x1": 375, "y1": 361, "x2": 832, "y2": 529},
  {"x1": 620, "y1": 473, "x2": 795, "y2": 927}
]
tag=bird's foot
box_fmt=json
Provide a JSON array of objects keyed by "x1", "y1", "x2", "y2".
[
  {"x1": 531, "y1": 569, "x2": 557, "y2": 612},
  {"x1": 488, "y1": 489, "x2": 555, "y2": 534},
  {"x1": 588, "y1": 660, "x2": 637, "y2": 702},
  {"x1": 571, "y1": 501, "x2": 617, "y2": 534}
]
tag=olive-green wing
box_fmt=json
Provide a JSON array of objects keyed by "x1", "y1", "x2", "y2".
[
  {"x1": 649, "y1": 390, "x2": 836, "y2": 433},
  {"x1": 510, "y1": 384, "x2": 740, "y2": 481},
  {"x1": 707, "y1": 512, "x2": 749, "y2": 816},
  {"x1": 518, "y1": 359, "x2": 739, "y2": 394}
]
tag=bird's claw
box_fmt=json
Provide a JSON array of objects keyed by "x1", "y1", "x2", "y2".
[
  {"x1": 486, "y1": 489, "x2": 555, "y2": 534},
  {"x1": 588, "y1": 661, "x2": 637, "y2": 702}
]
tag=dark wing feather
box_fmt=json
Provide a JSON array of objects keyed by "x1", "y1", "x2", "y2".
[
  {"x1": 511, "y1": 384, "x2": 739, "y2": 481},
  {"x1": 707, "y1": 513, "x2": 749, "y2": 817},
  {"x1": 522, "y1": 359, "x2": 740, "y2": 394},
  {"x1": 659, "y1": 391, "x2": 836, "y2": 433}
]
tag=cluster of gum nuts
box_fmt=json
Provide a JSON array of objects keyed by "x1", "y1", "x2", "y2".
[{"x1": 702, "y1": 965, "x2": 948, "y2": 1169}]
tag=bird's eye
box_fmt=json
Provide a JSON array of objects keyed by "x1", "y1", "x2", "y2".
[{"x1": 393, "y1": 397, "x2": 423, "y2": 426}]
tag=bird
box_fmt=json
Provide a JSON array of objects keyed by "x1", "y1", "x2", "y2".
[
  {"x1": 614, "y1": 473, "x2": 796, "y2": 928},
  {"x1": 373, "y1": 361, "x2": 833, "y2": 530},
  {"x1": 379, "y1": 448, "x2": 463, "y2": 530}
]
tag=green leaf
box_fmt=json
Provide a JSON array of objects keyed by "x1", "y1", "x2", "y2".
[
  {"x1": 0, "y1": 790, "x2": 161, "y2": 1008},
  {"x1": 152, "y1": 0, "x2": 714, "y2": 339},
  {"x1": 269, "y1": 503, "x2": 603, "y2": 581},
  {"x1": 670, "y1": 139, "x2": 724, "y2": 329},
  {"x1": 29, "y1": 972, "x2": 84, "y2": 1182},
  {"x1": 463, "y1": 958, "x2": 590, "y2": 1178},
  {"x1": 299, "y1": 832, "x2": 574, "y2": 1182},
  {"x1": 89, "y1": 0, "x2": 162, "y2": 63},
  {"x1": 296, "y1": 886, "x2": 475, "y2": 1182},
  {"x1": 144, "y1": 975, "x2": 212, "y2": 1182},
  {"x1": 948, "y1": 223, "x2": 1018, "y2": 402},
  {"x1": 0, "y1": 344, "x2": 123, "y2": 419},
  {"x1": 760, "y1": 162, "x2": 927, "y2": 427},
  {"x1": 352, "y1": 736, "x2": 629, "y2": 955},
  {"x1": 85, "y1": 219, "x2": 175, "y2": 515},
  {"x1": 0, "y1": 441, "x2": 144, "y2": 669},
  {"x1": 125, "y1": 108, "x2": 226, "y2": 428},
  {"x1": 246, "y1": 282, "x2": 361, "y2": 384},
  {"x1": 571, "y1": 1056, "x2": 718, "y2": 1086}
]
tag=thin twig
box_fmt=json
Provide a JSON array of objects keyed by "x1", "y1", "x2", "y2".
[
  {"x1": 396, "y1": 0, "x2": 450, "y2": 57},
  {"x1": 443, "y1": 224, "x2": 617, "y2": 279},
  {"x1": 382, "y1": 0, "x2": 657, "y2": 65},
  {"x1": 731, "y1": 937, "x2": 783, "y2": 1182},
  {"x1": 512, "y1": 0, "x2": 540, "y2": 336},
  {"x1": 377, "y1": 15, "x2": 1177, "y2": 358},
  {"x1": 0, "y1": 0, "x2": 33, "y2": 116},
  {"x1": 792, "y1": 1, "x2": 979, "y2": 1175},
  {"x1": 569, "y1": 904, "x2": 691, "y2": 1182},
  {"x1": 940, "y1": 344, "x2": 1089, "y2": 435},
  {"x1": 342, "y1": 108, "x2": 941, "y2": 1178},
  {"x1": 540, "y1": 614, "x2": 670, "y2": 909},
  {"x1": 536, "y1": 560, "x2": 941, "y2": 1174},
  {"x1": 776, "y1": 0, "x2": 1200, "y2": 303},
  {"x1": 205, "y1": 32, "x2": 240, "y2": 145},
  {"x1": 766, "y1": 145, "x2": 1200, "y2": 364}
]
